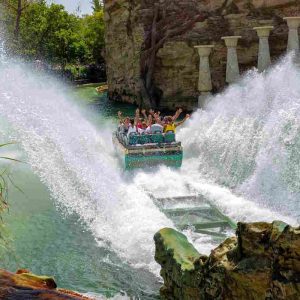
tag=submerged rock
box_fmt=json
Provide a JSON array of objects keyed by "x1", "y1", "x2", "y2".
[
  {"x1": 154, "y1": 221, "x2": 300, "y2": 299},
  {"x1": 0, "y1": 269, "x2": 92, "y2": 299}
]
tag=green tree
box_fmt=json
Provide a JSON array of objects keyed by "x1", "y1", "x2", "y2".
[
  {"x1": 1, "y1": 0, "x2": 106, "y2": 72},
  {"x1": 91, "y1": 0, "x2": 102, "y2": 13},
  {"x1": 19, "y1": 2, "x2": 88, "y2": 66},
  {"x1": 1, "y1": 0, "x2": 35, "y2": 39},
  {"x1": 80, "y1": 10, "x2": 105, "y2": 64}
]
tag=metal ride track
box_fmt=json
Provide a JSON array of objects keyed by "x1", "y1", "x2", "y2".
[{"x1": 150, "y1": 194, "x2": 237, "y2": 238}]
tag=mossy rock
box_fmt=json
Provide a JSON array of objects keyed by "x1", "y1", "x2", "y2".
[{"x1": 154, "y1": 227, "x2": 200, "y2": 272}]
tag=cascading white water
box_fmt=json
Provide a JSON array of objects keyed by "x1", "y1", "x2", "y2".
[
  {"x1": 134, "y1": 54, "x2": 299, "y2": 226},
  {"x1": 0, "y1": 38, "x2": 299, "y2": 281},
  {"x1": 0, "y1": 54, "x2": 173, "y2": 275}
]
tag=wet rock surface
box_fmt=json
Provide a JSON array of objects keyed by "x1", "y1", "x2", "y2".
[
  {"x1": 154, "y1": 221, "x2": 300, "y2": 299},
  {"x1": 0, "y1": 269, "x2": 92, "y2": 299},
  {"x1": 104, "y1": 0, "x2": 300, "y2": 110}
]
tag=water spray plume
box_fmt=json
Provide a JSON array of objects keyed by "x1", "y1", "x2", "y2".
[
  {"x1": 0, "y1": 42, "x2": 172, "y2": 274},
  {"x1": 0, "y1": 37, "x2": 299, "y2": 277},
  {"x1": 134, "y1": 54, "x2": 299, "y2": 227},
  {"x1": 178, "y1": 53, "x2": 300, "y2": 223}
]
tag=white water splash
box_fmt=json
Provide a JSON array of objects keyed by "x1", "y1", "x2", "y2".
[
  {"x1": 134, "y1": 54, "x2": 299, "y2": 228},
  {"x1": 0, "y1": 58, "x2": 172, "y2": 275},
  {"x1": 0, "y1": 43, "x2": 299, "y2": 279}
]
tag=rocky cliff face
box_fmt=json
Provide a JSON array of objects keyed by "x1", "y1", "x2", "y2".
[
  {"x1": 104, "y1": 0, "x2": 300, "y2": 110},
  {"x1": 154, "y1": 221, "x2": 300, "y2": 299}
]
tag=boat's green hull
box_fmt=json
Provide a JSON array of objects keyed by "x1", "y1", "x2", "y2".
[
  {"x1": 112, "y1": 134, "x2": 183, "y2": 170},
  {"x1": 125, "y1": 152, "x2": 183, "y2": 170}
]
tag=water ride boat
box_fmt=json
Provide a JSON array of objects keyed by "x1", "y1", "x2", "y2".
[{"x1": 112, "y1": 130, "x2": 183, "y2": 170}]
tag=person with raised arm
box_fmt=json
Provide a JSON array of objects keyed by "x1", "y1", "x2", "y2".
[
  {"x1": 163, "y1": 113, "x2": 190, "y2": 133},
  {"x1": 135, "y1": 108, "x2": 144, "y2": 129},
  {"x1": 153, "y1": 111, "x2": 163, "y2": 126},
  {"x1": 175, "y1": 114, "x2": 190, "y2": 128},
  {"x1": 172, "y1": 108, "x2": 183, "y2": 122},
  {"x1": 141, "y1": 109, "x2": 148, "y2": 120},
  {"x1": 117, "y1": 111, "x2": 130, "y2": 133},
  {"x1": 136, "y1": 109, "x2": 150, "y2": 134},
  {"x1": 148, "y1": 109, "x2": 155, "y2": 117},
  {"x1": 127, "y1": 118, "x2": 137, "y2": 136},
  {"x1": 125, "y1": 109, "x2": 139, "y2": 137}
]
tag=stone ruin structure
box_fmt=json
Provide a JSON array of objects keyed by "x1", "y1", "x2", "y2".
[{"x1": 104, "y1": 0, "x2": 300, "y2": 110}]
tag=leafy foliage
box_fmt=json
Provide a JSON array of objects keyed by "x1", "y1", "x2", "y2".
[
  {"x1": 0, "y1": 0, "x2": 105, "y2": 67},
  {"x1": 91, "y1": 0, "x2": 102, "y2": 13},
  {"x1": 0, "y1": 0, "x2": 35, "y2": 39},
  {"x1": 0, "y1": 144, "x2": 27, "y2": 264},
  {"x1": 0, "y1": 142, "x2": 21, "y2": 244},
  {"x1": 80, "y1": 10, "x2": 105, "y2": 64},
  {"x1": 0, "y1": 143, "x2": 22, "y2": 211}
]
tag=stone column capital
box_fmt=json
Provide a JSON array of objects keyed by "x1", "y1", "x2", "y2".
[
  {"x1": 284, "y1": 17, "x2": 300, "y2": 52},
  {"x1": 194, "y1": 45, "x2": 214, "y2": 57},
  {"x1": 222, "y1": 36, "x2": 241, "y2": 83},
  {"x1": 195, "y1": 45, "x2": 214, "y2": 94},
  {"x1": 283, "y1": 17, "x2": 300, "y2": 29},
  {"x1": 221, "y1": 36, "x2": 242, "y2": 48},
  {"x1": 253, "y1": 26, "x2": 274, "y2": 37}
]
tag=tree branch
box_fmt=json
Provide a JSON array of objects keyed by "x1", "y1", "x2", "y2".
[
  {"x1": 140, "y1": 1, "x2": 208, "y2": 108},
  {"x1": 20, "y1": 3, "x2": 30, "y2": 12},
  {"x1": 2, "y1": 0, "x2": 17, "y2": 11}
]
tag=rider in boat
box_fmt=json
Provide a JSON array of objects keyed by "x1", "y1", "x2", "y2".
[
  {"x1": 117, "y1": 107, "x2": 190, "y2": 136},
  {"x1": 163, "y1": 114, "x2": 190, "y2": 133},
  {"x1": 127, "y1": 119, "x2": 137, "y2": 136}
]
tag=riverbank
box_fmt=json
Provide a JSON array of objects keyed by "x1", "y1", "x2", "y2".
[{"x1": 55, "y1": 63, "x2": 106, "y2": 86}]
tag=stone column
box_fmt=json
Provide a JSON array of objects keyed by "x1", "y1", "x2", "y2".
[
  {"x1": 194, "y1": 45, "x2": 214, "y2": 107},
  {"x1": 253, "y1": 26, "x2": 274, "y2": 72},
  {"x1": 221, "y1": 36, "x2": 241, "y2": 83},
  {"x1": 283, "y1": 17, "x2": 300, "y2": 52}
]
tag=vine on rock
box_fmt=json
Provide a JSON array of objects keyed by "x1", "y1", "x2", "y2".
[{"x1": 140, "y1": 0, "x2": 207, "y2": 108}]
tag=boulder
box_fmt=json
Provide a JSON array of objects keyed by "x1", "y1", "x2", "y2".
[{"x1": 154, "y1": 221, "x2": 300, "y2": 299}]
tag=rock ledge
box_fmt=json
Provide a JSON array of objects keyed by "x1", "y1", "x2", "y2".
[{"x1": 154, "y1": 221, "x2": 300, "y2": 300}]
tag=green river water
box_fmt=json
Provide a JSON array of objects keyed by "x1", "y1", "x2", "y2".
[{"x1": 0, "y1": 84, "x2": 160, "y2": 299}]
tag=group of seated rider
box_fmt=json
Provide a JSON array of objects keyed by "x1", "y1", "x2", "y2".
[{"x1": 117, "y1": 108, "x2": 190, "y2": 137}]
